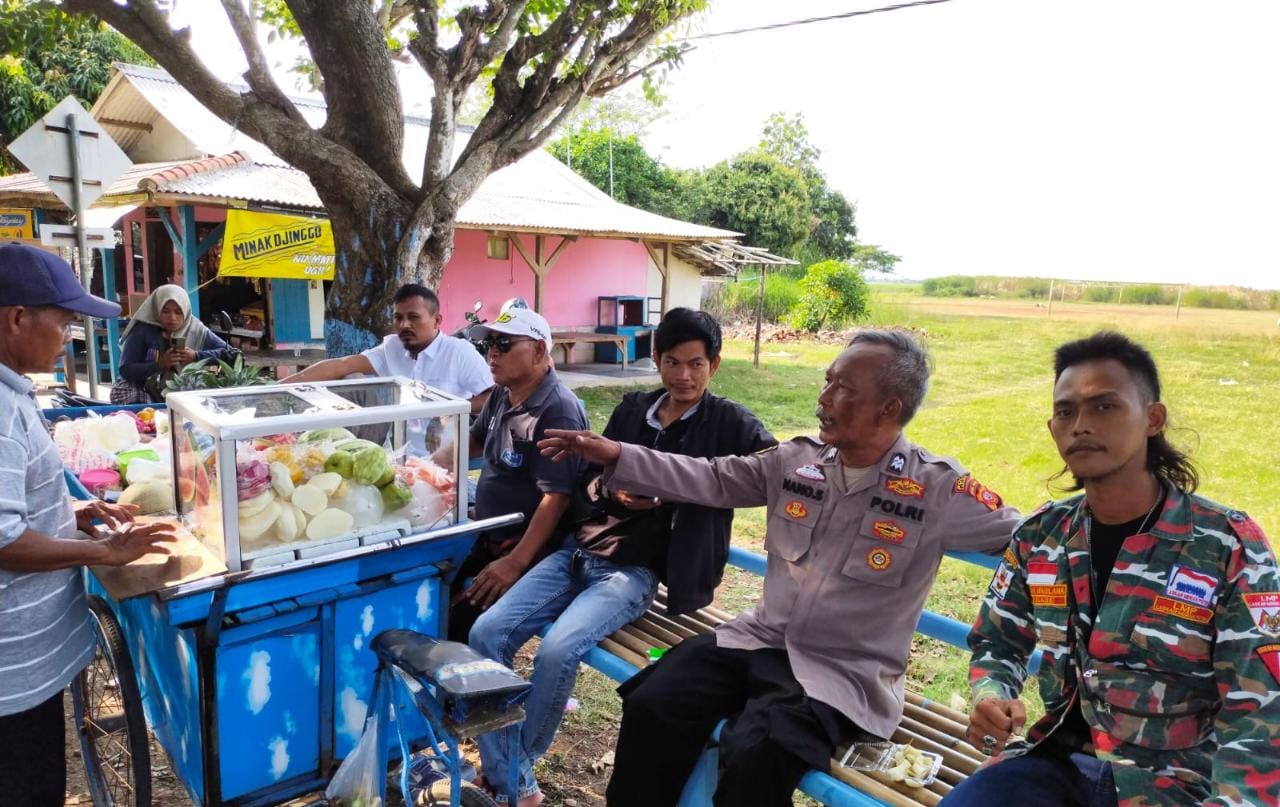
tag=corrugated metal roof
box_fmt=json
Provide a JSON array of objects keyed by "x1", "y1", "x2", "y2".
[{"x1": 8, "y1": 64, "x2": 738, "y2": 242}]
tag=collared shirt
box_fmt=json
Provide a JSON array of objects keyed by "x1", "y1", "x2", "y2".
[
  {"x1": 0, "y1": 363, "x2": 93, "y2": 716},
  {"x1": 608, "y1": 433, "x2": 1021, "y2": 739},
  {"x1": 362, "y1": 332, "x2": 493, "y2": 400},
  {"x1": 363, "y1": 332, "x2": 493, "y2": 453},
  {"x1": 644, "y1": 393, "x2": 701, "y2": 432},
  {"x1": 470, "y1": 368, "x2": 588, "y2": 552}
]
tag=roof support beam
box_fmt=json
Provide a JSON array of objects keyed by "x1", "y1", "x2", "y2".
[
  {"x1": 98, "y1": 117, "x2": 153, "y2": 133},
  {"x1": 643, "y1": 240, "x2": 672, "y2": 315},
  {"x1": 509, "y1": 232, "x2": 576, "y2": 314}
]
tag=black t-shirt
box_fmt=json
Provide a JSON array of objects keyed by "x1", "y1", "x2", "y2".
[{"x1": 1046, "y1": 495, "x2": 1165, "y2": 756}]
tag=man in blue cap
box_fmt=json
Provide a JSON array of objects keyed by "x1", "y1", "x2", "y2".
[{"x1": 0, "y1": 244, "x2": 175, "y2": 806}]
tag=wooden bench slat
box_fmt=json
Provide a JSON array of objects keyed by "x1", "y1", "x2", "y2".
[{"x1": 632, "y1": 615, "x2": 685, "y2": 647}]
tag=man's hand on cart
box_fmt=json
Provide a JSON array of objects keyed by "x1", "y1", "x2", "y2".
[
  {"x1": 75, "y1": 500, "x2": 141, "y2": 534},
  {"x1": 466, "y1": 554, "x2": 527, "y2": 609},
  {"x1": 98, "y1": 522, "x2": 179, "y2": 566},
  {"x1": 539, "y1": 429, "x2": 622, "y2": 466}
]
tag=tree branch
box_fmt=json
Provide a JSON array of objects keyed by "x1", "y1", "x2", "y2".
[
  {"x1": 218, "y1": 0, "x2": 306, "y2": 126},
  {"x1": 285, "y1": 0, "x2": 415, "y2": 199}
]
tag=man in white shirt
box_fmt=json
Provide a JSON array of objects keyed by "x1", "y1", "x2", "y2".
[{"x1": 286, "y1": 284, "x2": 493, "y2": 413}]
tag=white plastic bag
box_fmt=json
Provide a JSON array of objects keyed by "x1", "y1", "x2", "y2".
[{"x1": 325, "y1": 677, "x2": 390, "y2": 807}]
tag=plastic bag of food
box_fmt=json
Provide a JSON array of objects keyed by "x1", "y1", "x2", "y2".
[
  {"x1": 330, "y1": 482, "x2": 385, "y2": 528},
  {"x1": 324, "y1": 676, "x2": 390, "y2": 807},
  {"x1": 352, "y1": 447, "x2": 393, "y2": 487}
]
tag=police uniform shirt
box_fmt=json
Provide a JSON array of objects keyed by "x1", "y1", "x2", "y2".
[{"x1": 606, "y1": 433, "x2": 1022, "y2": 739}]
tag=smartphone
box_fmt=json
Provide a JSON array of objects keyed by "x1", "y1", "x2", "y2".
[{"x1": 168, "y1": 336, "x2": 186, "y2": 352}]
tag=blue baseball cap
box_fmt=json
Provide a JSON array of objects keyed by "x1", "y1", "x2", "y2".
[{"x1": 0, "y1": 243, "x2": 121, "y2": 318}]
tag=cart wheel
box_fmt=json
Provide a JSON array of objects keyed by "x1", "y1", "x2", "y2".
[
  {"x1": 71, "y1": 596, "x2": 152, "y2": 807},
  {"x1": 422, "y1": 780, "x2": 500, "y2": 807}
]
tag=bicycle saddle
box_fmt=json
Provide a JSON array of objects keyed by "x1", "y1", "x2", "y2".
[{"x1": 371, "y1": 630, "x2": 531, "y2": 723}]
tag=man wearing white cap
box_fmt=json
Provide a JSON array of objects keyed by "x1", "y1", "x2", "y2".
[{"x1": 447, "y1": 307, "x2": 588, "y2": 641}]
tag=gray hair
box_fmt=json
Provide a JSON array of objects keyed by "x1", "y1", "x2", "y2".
[{"x1": 847, "y1": 329, "x2": 932, "y2": 425}]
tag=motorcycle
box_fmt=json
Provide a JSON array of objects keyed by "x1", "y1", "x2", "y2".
[{"x1": 453, "y1": 297, "x2": 529, "y2": 356}]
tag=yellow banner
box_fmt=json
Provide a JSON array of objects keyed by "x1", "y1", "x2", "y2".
[
  {"x1": 0, "y1": 209, "x2": 35, "y2": 239},
  {"x1": 218, "y1": 210, "x2": 335, "y2": 280}
]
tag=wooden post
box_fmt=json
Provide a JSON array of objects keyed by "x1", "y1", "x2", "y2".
[
  {"x1": 510, "y1": 233, "x2": 576, "y2": 315},
  {"x1": 1047, "y1": 278, "x2": 1055, "y2": 317},
  {"x1": 102, "y1": 245, "x2": 121, "y2": 383},
  {"x1": 643, "y1": 241, "x2": 671, "y2": 315},
  {"x1": 180, "y1": 205, "x2": 200, "y2": 318},
  {"x1": 1175, "y1": 284, "x2": 1185, "y2": 320},
  {"x1": 753, "y1": 266, "x2": 766, "y2": 369},
  {"x1": 1117, "y1": 284, "x2": 1124, "y2": 305}
]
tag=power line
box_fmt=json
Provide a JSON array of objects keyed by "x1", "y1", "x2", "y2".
[{"x1": 682, "y1": 0, "x2": 956, "y2": 41}]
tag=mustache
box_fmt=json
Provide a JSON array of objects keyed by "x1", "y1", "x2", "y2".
[{"x1": 1067, "y1": 441, "x2": 1105, "y2": 454}]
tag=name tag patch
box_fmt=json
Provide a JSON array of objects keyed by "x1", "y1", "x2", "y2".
[
  {"x1": 1164, "y1": 565, "x2": 1218, "y2": 609},
  {"x1": 1030, "y1": 584, "x2": 1068, "y2": 607},
  {"x1": 1026, "y1": 561, "x2": 1058, "y2": 587},
  {"x1": 884, "y1": 477, "x2": 925, "y2": 498},
  {"x1": 866, "y1": 547, "x2": 893, "y2": 571},
  {"x1": 782, "y1": 477, "x2": 825, "y2": 501},
  {"x1": 871, "y1": 520, "x2": 906, "y2": 543},
  {"x1": 1151, "y1": 595, "x2": 1213, "y2": 625},
  {"x1": 1243, "y1": 592, "x2": 1280, "y2": 637},
  {"x1": 794, "y1": 464, "x2": 826, "y2": 481}
]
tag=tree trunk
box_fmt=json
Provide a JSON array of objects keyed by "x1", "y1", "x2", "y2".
[{"x1": 318, "y1": 183, "x2": 459, "y2": 357}]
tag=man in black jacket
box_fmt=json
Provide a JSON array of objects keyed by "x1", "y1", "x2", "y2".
[{"x1": 469, "y1": 308, "x2": 774, "y2": 806}]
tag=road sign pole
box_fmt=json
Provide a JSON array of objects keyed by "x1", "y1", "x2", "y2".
[{"x1": 66, "y1": 113, "x2": 101, "y2": 399}]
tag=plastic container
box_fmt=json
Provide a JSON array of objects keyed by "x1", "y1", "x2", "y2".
[
  {"x1": 838, "y1": 741, "x2": 942, "y2": 789},
  {"x1": 118, "y1": 447, "x2": 161, "y2": 480},
  {"x1": 80, "y1": 468, "x2": 122, "y2": 498}
]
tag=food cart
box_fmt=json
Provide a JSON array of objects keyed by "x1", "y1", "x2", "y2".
[{"x1": 52, "y1": 378, "x2": 519, "y2": 807}]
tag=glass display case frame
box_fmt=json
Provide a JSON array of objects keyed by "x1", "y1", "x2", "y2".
[{"x1": 165, "y1": 376, "x2": 470, "y2": 572}]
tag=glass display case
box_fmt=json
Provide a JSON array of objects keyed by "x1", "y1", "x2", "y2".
[{"x1": 166, "y1": 377, "x2": 468, "y2": 571}]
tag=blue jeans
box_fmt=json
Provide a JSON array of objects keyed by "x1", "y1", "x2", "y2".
[
  {"x1": 941, "y1": 749, "x2": 1118, "y2": 807},
  {"x1": 470, "y1": 548, "x2": 658, "y2": 802}
]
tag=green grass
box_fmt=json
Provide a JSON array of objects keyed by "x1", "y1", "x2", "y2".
[{"x1": 573, "y1": 294, "x2": 1280, "y2": 717}]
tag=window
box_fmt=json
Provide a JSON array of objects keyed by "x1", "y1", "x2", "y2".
[{"x1": 486, "y1": 235, "x2": 509, "y2": 260}]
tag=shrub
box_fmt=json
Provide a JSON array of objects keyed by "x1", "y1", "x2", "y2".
[
  {"x1": 921, "y1": 275, "x2": 977, "y2": 297},
  {"x1": 1084, "y1": 286, "x2": 1116, "y2": 303},
  {"x1": 1015, "y1": 279, "x2": 1052, "y2": 299},
  {"x1": 1125, "y1": 284, "x2": 1170, "y2": 305},
  {"x1": 787, "y1": 260, "x2": 870, "y2": 332},
  {"x1": 703, "y1": 272, "x2": 802, "y2": 324}
]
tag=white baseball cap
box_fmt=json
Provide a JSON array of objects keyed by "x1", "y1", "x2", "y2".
[{"x1": 468, "y1": 307, "x2": 553, "y2": 352}]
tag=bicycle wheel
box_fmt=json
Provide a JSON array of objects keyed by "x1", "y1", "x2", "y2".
[
  {"x1": 422, "y1": 779, "x2": 500, "y2": 807},
  {"x1": 71, "y1": 595, "x2": 152, "y2": 807}
]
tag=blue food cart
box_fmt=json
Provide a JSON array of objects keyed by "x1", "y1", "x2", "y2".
[{"x1": 53, "y1": 379, "x2": 518, "y2": 807}]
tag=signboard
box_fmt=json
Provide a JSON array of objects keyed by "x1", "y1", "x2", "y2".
[
  {"x1": 217, "y1": 210, "x2": 335, "y2": 280},
  {"x1": 0, "y1": 209, "x2": 35, "y2": 239},
  {"x1": 7, "y1": 95, "x2": 132, "y2": 210}
]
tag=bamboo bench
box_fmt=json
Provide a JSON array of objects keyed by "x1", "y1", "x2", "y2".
[{"x1": 569, "y1": 546, "x2": 1043, "y2": 807}]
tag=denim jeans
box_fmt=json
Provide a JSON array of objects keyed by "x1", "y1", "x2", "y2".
[
  {"x1": 941, "y1": 749, "x2": 1118, "y2": 807},
  {"x1": 470, "y1": 547, "x2": 658, "y2": 803}
]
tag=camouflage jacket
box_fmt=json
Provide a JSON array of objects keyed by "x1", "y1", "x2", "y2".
[{"x1": 968, "y1": 485, "x2": 1280, "y2": 806}]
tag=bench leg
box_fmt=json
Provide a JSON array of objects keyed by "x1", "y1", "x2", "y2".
[{"x1": 675, "y1": 742, "x2": 719, "y2": 807}]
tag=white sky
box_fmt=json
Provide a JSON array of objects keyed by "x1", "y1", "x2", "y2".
[{"x1": 173, "y1": 0, "x2": 1280, "y2": 290}]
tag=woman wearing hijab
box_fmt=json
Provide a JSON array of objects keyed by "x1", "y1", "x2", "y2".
[{"x1": 110, "y1": 285, "x2": 233, "y2": 403}]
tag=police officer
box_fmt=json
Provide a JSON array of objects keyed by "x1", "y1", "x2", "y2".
[
  {"x1": 540, "y1": 329, "x2": 1021, "y2": 807},
  {"x1": 944, "y1": 332, "x2": 1280, "y2": 807}
]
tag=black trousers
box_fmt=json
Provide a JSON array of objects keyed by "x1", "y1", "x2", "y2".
[
  {"x1": 0, "y1": 692, "x2": 67, "y2": 807},
  {"x1": 605, "y1": 633, "x2": 864, "y2": 807},
  {"x1": 447, "y1": 545, "x2": 496, "y2": 642}
]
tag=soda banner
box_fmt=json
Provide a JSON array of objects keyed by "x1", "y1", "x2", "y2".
[{"x1": 218, "y1": 209, "x2": 334, "y2": 280}]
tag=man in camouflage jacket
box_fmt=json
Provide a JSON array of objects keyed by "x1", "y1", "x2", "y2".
[{"x1": 945, "y1": 332, "x2": 1280, "y2": 807}]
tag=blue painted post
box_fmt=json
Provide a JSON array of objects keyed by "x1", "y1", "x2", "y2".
[
  {"x1": 102, "y1": 246, "x2": 121, "y2": 383},
  {"x1": 179, "y1": 205, "x2": 200, "y2": 318}
]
